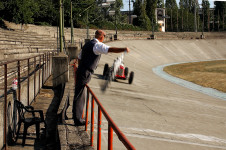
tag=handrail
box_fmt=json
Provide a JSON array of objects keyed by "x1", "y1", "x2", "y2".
[
  {"x1": 71, "y1": 61, "x2": 136, "y2": 150},
  {"x1": 0, "y1": 50, "x2": 57, "y2": 66}
]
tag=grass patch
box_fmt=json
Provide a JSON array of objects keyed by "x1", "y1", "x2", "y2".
[{"x1": 163, "y1": 60, "x2": 226, "y2": 93}]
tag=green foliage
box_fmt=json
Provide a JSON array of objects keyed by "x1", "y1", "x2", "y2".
[
  {"x1": 146, "y1": 0, "x2": 157, "y2": 23},
  {"x1": 133, "y1": 0, "x2": 151, "y2": 30},
  {"x1": 165, "y1": 0, "x2": 178, "y2": 9},
  {"x1": 214, "y1": 2, "x2": 226, "y2": 31},
  {"x1": 94, "y1": 19, "x2": 141, "y2": 31},
  {"x1": 0, "y1": 17, "x2": 7, "y2": 28},
  {"x1": 34, "y1": 0, "x2": 58, "y2": 26},
  {"x1": 202, "y1": 0, "x2": 210, "y2": 31},
  {"x1": 1, "y1": 0, "x2": 39, "y2": 24},
  {"x1": 157, "y1": 0, "x2": 164, "y2": 8},
  {"x1": 0, "y1": 0, "x2": 224, "y2": 32}
]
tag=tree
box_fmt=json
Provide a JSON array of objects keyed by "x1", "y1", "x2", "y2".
[
  {"x1": 165, "y1": 0, "x2": 178, "y2": 31},
  {"x1": 165, "y1": 0, "x2": 178, "y2": 9},
  {"x1": 133, "y1": 0, "x2": 151, "y2": 30},
  {"x1": 34, "y1": 0, "x2": 57, "y2": 25},
  {"x1": 214, "y1": 1, "x2": 226, "y2": 30},
  {"x1": 202, "y1": 0, "x2": 210, "y2": 31},
  {"x1": 146, "y1": 0, "x2": 157, "y2": 23},
  {"x1": 157, "y1": 0, "x2": 164, "y2": 8},
  {"x1": 2, "y1": 0, "x2": 38, "y2": 25}
]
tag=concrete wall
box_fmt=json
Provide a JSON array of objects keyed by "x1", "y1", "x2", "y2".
[
  {"x1": 0, "y1": 93, "x2": 14, "y2": 149},
  {"x1": 0, "y1": 101, "x2": 3, "y2": 149}
]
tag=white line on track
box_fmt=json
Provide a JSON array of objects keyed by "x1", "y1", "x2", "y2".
[{"x1": 90, "y1": 125, "x2": 226, "y2": 149}]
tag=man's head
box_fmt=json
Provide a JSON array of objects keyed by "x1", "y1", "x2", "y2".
[{"x1": 95, "y1": 30, "x2": 106, "y2": 42}]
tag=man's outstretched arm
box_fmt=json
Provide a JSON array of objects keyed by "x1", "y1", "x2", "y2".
[{"x1": 108, "y1": 47, "x2": 130, "y2": 53}]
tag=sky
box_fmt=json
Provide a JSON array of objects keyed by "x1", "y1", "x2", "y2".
[{"x1": 121, "y1": 0, "x2": 215, "y2": 11}]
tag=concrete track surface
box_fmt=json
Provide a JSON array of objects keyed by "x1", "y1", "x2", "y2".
[{"x1": 88, "y1": 39, "x2": 226, "y2": 150}]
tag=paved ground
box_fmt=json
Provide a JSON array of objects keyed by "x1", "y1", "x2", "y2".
[{"x1": 87, "y1": 39, "x2": 226, "y2": 150}]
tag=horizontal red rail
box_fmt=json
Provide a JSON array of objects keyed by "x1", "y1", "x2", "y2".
[{"x1": 85, "y1": 86, "x2": 136, "y2": 150}]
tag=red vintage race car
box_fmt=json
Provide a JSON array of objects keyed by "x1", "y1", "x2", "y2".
[{"x1": 103, "y1": 63, "x2": 134, "y2": 84}]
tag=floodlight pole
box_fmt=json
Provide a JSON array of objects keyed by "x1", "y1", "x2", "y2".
[
  {"x1": 194, "y1": 0, "x2": 197, "y2": 32},
  {"x1": 129, "y1": 0, "x2": 131, "y2": 24},
  {"x1": 59, "y1": 0, "x2": 63, "y2": 52},
  {"x1": 87, "y1": 11, "x2": 89, "y2": 39},
  {"x1": 115, "y1": 13, "x2": 117, "y2": 36},
  {"x1": 202, "y1": 3, "x2": 204, "y2": 37},
  {"x1": 71, "y1": 1, "x2": 74, "y2": 44}
]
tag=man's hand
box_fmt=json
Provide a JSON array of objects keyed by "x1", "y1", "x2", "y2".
[{"x1": 125, "y1": 47, "x2": 130, "y2": 53}]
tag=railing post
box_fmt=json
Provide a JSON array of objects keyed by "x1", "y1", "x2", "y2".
[
  {"x1": 45, "y1": 53, "x2": 47, "y2": 82},
  {"x1": 85, "y1": 88, "x2": 90, "y2": 131},
  {"x1": 39, "y1": 55, "x2": 41, "y2": 94},
  {"x1": 27, "y1": 59, "x2": 30, "y2": 105},
  {"x1": 90, "y1": 96, "x2": 95, "y2": 146},
  {"x1": 34, "y1": 57, "x2": 36, "y2": 101},
  {"x1": 73, "y1": 59, "x2": 77, "y2": 86},
  {"x1": 46, "y1": 53, "x2": 48, "y2": 78},
  {"x1": 48, "y1": 52, "x2": 50, "y2": 77},
  {"x1": 49, "y1": 52, "x2": 51, "y2": 76},
  {"x1": 108, "y1": 123, "x2": 113, "y2": 150},
  {"x1": 18, "y1": 61, "x2": 21, "y2": 101},
  {"x1": 4, "y1": 64, "x2": 7, "y2": 150},
  {"x1": 97, "y1": 107, "x2": 102, "y2": 150},
  {"x1": 42, "y1": 54, "x2": 44, "y2": 86}
]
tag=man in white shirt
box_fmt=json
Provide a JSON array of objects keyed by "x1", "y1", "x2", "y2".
[{"x1": 73, "y1": 30, "x2": 130, "y2": 125}]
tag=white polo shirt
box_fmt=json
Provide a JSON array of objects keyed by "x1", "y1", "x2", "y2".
[{"x1": 78, "y1": 38, "x2": 110, "y2": 59}]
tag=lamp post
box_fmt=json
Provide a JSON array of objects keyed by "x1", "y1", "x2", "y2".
[
  {"x1": 129, "y1": 0, "x2": 131, "y2": 24},
  {"x1": 77, "y1": 1, "x2": 114, "y2": 43},
  {"x1": 201, "y1": 2, "x2": 205, "y2": 39},
  {"x1": 59, "y1": 0, "x2": 63, "y2": 52},
  {"x1": 115, "y1": 12, "x2": 117, "y2": 40},
  {"x1": 71, "y1": 1, "x2": 74, "y2": 44},
  {"x1": 194, "y1": 0, "x2": 197, "y2": 32},
  {"x1": 86, "y1": 10, "x2": 89, "y2": 40}
]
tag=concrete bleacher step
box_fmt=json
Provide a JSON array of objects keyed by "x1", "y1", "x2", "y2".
[
  {"x1": 0, "y1": 36, "x2": 56, "y2": 43},
  {"x1": 0, "y1": 37, "x2": 56, "y2": 45},
  {"x1": 0, "y1": 28, "x2": 56, "y2": 41},
  {"x1": 58, "y1": 120, "x2": 94, "y2": 150},
  {"x1": 0, "y1": 43, "x2": 25, "y2": 48},
  {"x1": 0, "y1": 28, "x2": 51, "y2": 37},
  {"x1": 2, "y1": 48, "x2": 56, "y2": 55},
  {"x1": 0, "y1": 27, "x2": 57, "y2": 58}
]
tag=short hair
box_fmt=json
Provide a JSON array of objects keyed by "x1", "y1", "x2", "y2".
[{"x1": 95, "y1": 30, "x2": 105, "y2": 39}]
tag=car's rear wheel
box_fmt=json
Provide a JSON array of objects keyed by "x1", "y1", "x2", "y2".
[
  {"x1": 125, "y1": 67, "x2": 128, "y2": 78},
  {"x1": 128, "y1": 71, "x2": 134, "y2": 84}
]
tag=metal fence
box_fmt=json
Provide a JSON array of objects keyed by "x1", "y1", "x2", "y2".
[{"x1": 0, "y1": 51, "x2": 57, "y2": 149}]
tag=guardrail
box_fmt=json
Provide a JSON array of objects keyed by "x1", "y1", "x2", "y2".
[
  {"x1": 71, "y1": 61, "x2": 136, "y2": 150},
  {"x1": 0, "y1": 51, "x2": 57, "y2": 150}
]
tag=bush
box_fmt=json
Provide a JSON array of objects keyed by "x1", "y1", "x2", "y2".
[
  {"x1": 92, "y1": 20, "x2": 143, "y2": 31},
  {"x1": 35, "y1": 22, "x2": 50, "y2": 26},
  {"x1": 0, "y1": 18, "x2": 7, "y2": 29}
]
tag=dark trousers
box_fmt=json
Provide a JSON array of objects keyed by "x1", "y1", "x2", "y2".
[{"x1": 72, "y1": 67, "x2": 91, "y2": 123}]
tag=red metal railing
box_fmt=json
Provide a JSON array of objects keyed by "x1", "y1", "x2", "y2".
[
  {"x1": 0, "y1": 51, "x2": 56, "y2": 150},
  {"x1": 72, "y1": 61, "x2": 136, "y2": 150}
]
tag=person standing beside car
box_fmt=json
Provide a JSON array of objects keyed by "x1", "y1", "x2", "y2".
[{"x1": 73, "y1": 29, "x2": 130, "y2": 125}]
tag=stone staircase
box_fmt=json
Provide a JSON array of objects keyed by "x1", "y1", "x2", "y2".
[{"x1": 0, "y1": 28, "x2": 57, "y2": 60}]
